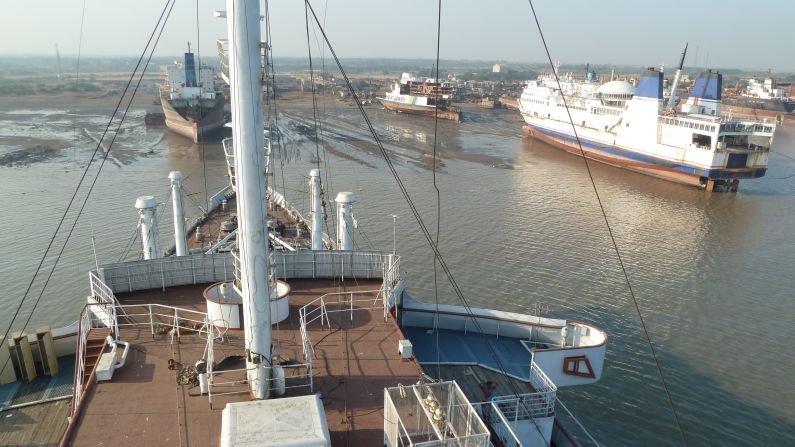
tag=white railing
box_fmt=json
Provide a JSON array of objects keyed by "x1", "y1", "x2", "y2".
[
  {"x1": 114, "y1": 303, "x2": 211, "y2": 339},
  {"x1": 88, "y1": 271, "x2": 121, "y2": 335},
  {"x1": 298, "y1": 288, "x2": 384, "y2": 397},
  {"x1": 73, "y1": 272, "x2": 123, "y2": 416},
  {"x1": 209, "y1": 185, "x2": 234, "y2": 212},
  {"x1": 476, "y1": 401, "x2": 522, "y2": 447},
  {"x1": 492, "y1": 390, "x2": 555, "y2": 422},
  {"x1": 71, "y1": 306, "x2": 93, "y2": 417}
]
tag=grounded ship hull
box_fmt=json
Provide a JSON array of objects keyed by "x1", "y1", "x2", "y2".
[
  {"x1": 161, "y1": 97, "x2": 225, "y2": 143},
  {"x1": 522, "y1": 124, "x2": 766, "y2": 187},
  {"x1": 519, "y1": 68, "x2": 774, "y2": 191},
  {"x1": 722, "y1": 97, "x2": 795, "y2": 113},
  {"x1": 379, "y1": 97, "x2": 461, "y2": 121}
]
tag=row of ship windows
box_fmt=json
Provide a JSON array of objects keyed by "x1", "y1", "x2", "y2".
[
  {"x1": 556, "y1": 102, "x2": 587, "y2": 112},
  {"x1": 659, "y1": 116, "x2": 717, "y2": 133},
  {"x1": 592, "y1": 107, "x2": 621, "y2": 116}
]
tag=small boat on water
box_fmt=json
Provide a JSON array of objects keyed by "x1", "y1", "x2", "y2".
[
  {"x1": 378, "y1": 72, "x2": 462, "y2": 122},
  {"x1": 518, "y1": 65, "x2": 777, "y2": 191},
  {"x1": 160, "y1": 44, "x2": 225, "y2": 142}
]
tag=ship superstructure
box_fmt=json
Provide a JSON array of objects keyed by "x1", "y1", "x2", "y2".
[
  {"x1": 518, "y1": 67, "x2": 776, "y2": 190},
  {"x1": 378, "y1": 72, "x2": 462, "y2": 121},
  {"x1": 161, "y1": 46, "x2": 225, "y2": 142}
]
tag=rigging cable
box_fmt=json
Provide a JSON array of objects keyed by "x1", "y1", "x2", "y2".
[
  {"x1": 431, "y1": 0, "x2": 443, "y2": 384},
  {"x1": 525, "y1": 0, "x2": 689, "y2": 445},
  {"x1": 0, "y1": 0, "x2": 177, "y2": 379},
  {"x1": 263, "y1": 0, "x2": 288, "y2": 205},
  {"x1": 72, "y1": 0, "x2": 88, "y2": 165},
  {"x1": 303, "y1": 2, "x2": 335, "y2": 246},
  {"x1": 303, "y1": 3, "x2": 555, "y2": 444}
]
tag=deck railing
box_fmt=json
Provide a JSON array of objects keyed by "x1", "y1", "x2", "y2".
[
  {"x1": 71, "y1": 306, "x2": 93, "y2": 417},
  {"x1": 474, "y1": 401, "x2": 522, "y2": 447},
  {"x1": 490, "y1": 363, "x2": 557, "y2": 420},
  {"x1": 72, "y1": 273, "x2": 125, "y2": 416}
]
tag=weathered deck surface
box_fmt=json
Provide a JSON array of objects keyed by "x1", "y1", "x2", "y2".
[
  {"x1": 67, "y1": 279, "x2": 423, "y2": 446},
  {"x1": 186, "y1": 195, "x2": 311, "y2": 253},
  {"x1": 0, "y1": 399, "x2": 70, "y2": 447}
]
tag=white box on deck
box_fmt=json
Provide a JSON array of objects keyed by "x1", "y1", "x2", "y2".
[
  {"x1": 221, "y1": 394, "x2": 331, "y2": 447},
  {"x1": 398, "y1": 339, "x2": 412, "y2": 359},
  {"x1": 95, "y1": 352, "x2": 115, "y2": 381}
]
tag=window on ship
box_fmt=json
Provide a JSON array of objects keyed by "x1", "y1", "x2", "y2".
[
  {"x1": 692, "y1": 133, "x2": 711, "y2": 149},
  {"x1": 400, "y1": 84, "x2": 410, "y2": 94}
]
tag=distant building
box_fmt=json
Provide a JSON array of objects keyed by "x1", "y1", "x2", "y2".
[{"x1": 492, "y1": 64, "x2": 504, "y2": 73}]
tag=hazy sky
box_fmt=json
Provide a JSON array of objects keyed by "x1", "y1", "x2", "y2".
[{"x1": 2, "y1": 0, "x2": 794, "y2": 72}]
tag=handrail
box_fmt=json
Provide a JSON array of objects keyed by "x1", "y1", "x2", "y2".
[{"x1": 476, "y1": 401, "x2": 522, "y2": 447}]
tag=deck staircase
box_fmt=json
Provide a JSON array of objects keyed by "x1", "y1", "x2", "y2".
[{"x1": 81, "y1": 328, "x2": 111, "y2": 386}]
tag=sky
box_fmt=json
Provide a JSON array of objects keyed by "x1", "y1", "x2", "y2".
[{"x1": 1, "y1": 0, "x2": 794, "y2": 72}]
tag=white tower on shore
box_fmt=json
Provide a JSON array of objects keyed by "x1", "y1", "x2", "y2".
[
  {"x1": 226, "y1": 0, "x2": 272, "y2": 399},
  {"x1": 135, "y1": 196, "x2": 160, "y2": 260},
  {"x1": 335, "y1": 192, "x2": 357, "y2": 251},
  {"x1": 309, "y1": 169, "x2": 324, "y2": 250},
  {"x1": 168, "y1": 171, "x2": 188, "y2": 256}
]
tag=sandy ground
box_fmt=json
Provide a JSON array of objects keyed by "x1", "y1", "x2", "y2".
[{"x1": 0, "y1": 89, "x2": 158, "y2": 111}]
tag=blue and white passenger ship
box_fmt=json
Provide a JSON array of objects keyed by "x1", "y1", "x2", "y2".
[{"x1": 518, "y1": 68, "x2": 777, "y2": 190}]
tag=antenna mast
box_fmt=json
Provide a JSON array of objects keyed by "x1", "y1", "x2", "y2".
[{"x1": 666, "y1": 43, "x2": 688, "y2": 109}]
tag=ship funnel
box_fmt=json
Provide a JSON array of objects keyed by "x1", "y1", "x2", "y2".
[
  {"x1": 135, "y1": 196, "x2": 160, "y2": 260},
  {"x1": 634, "y1": 68, "x2": 664, "y2": 100},
  {"x1": 184, "y1": 52, "x2": 198, "y2": 88},
  {"x1": 681, "y1": 70, "x2": 722, "y2": 116},
  {"x1": 335, "y1": 192, "x2": 357, "y2": 251},
  {"x1": 691, "y1": 70, "x2": 722, "y2": 101}
]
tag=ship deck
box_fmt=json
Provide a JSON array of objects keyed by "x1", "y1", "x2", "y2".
[
  {"x1": 183, "y1": 194, "x2": 310, "y2": 254},
  {"x1": 66, "y1": 279, "x2": 424, "y2": 447},
  {"x1": 0, "y1": 356, "x2": 74, "y2": 447}
]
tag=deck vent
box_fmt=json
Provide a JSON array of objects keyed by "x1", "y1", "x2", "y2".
[
  {"x1": 36, "y1": 326, "x2": 59, "y2": 376},
  {"x1": 10, "y1": 332, "x2": 37, "y2": 381},
  {"x1": 0, "y1": 343, "x2": 16, "y2": 384}
]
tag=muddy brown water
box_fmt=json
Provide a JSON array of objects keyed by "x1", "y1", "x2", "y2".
[{"x1": 1, "y1": 98, "x2": 794, "y2": 446}]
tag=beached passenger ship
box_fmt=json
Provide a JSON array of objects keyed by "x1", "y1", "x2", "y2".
[
  {"x1": 519, "y1": 68, "x2": 777, "y2": 190},
  {"x1": 378, "y1": 73, "x2": 461, "y2": 121},
  {"x1": 160, "y1": 46, "x2": 225, "y2": 142}
]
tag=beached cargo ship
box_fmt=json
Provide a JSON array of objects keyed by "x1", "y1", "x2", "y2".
[
  {"x1": 160, "y1": 48, "x2": 224, "y2": 142},
  {"x1": 518, "y1": 67, "x2": 776, "y2": 191},
  {"x1": 723, "y1": 76, "x2": 795, "y2": 113},
  {"x1": 378, "y1": 73, "x2": 462, "y2": 121}
]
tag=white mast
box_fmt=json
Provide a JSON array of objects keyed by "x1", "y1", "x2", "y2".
[
  {"x1": 226, "y1": 0, "x2": 272, "y2": 399},
  {"x1": 135, "y1": 196, "x2": 160, "y2": 260},
  {"x1": 309, "y1": 169, "x2": 324, "y2": 250},
  {"x1": 667, "y1": 43, "x2": 688, "y2": 109},
  {"x1": 168, "y1": 171, "x2": 188, "y2": 256},
  {"x1": 335, "y1": 192, "x2": 356, "y2": 251}
]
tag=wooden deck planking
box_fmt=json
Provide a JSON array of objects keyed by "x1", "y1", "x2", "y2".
[{"x1": 0, "y1": 399, "x2": 70, "y2": 447}]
